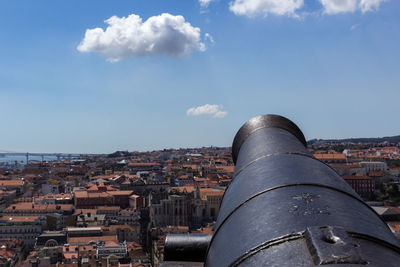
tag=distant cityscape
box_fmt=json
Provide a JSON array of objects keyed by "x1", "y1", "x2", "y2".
[{"x1": 0, "y1": 138, "x2": 400, "y2": 266}]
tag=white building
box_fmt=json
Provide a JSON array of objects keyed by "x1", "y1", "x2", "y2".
[
  {"x1": 97, "y1": 241, "x2": 127, "y2": 259},
  {"x1": 360, "y1": 161, "x2": 388, "y2": 173}
]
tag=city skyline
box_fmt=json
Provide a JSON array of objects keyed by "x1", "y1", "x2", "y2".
[{"x1": 1, "y1": 0, "x2": 399, "y2": 153}]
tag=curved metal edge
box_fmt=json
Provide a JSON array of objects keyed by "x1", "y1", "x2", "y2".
[
  {"x1": 231, "y1": 114, "x2": 307, "y2": 164},
  {"x1": 233, "y1": 152, "x2": 314, "y2": 177},
  {"x1": 348, "y1": 232, "x2": 400, "y2": 253},
  {"x1": 228, "y1": 232, "x2": 304, "y2": 267},
  {"x1": 164, "y1": 233, "x2": 212, "y2": 262},
  {"x1": 218, "y1": 152, "x2": 362, "y2": 230},
  {"x1": 206, "y1": 183, "x2": 398, "y2": 265},
  {"x1": 221, "y1": 151, "x2": 364, "y2": 213},
  {"x1": 228, "y1": 231, "x2": 400, "y2": 267},
  {"x1": 214, "y1": 183, "x2": 369, "y2": 238}
]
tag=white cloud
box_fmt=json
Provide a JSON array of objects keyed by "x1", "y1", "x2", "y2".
[
  {"x1": 187, "y1": 104, "x2": 228, "y2": 118},
  {"x1": 229, "y1": 0, "x2": 304, "y2": 17},
  {"x1": 199, "y1": 0, "x2": 213, "y2": 7},
  {"x1": 320, "y1": 0, "x2": 388, "y2": 14},
  {"x1": 205, "y1": 33, "x2": 215, "y2": 44},
  {"x1": 77, "y1": 13, "x2": 205, "y2": 62},
  {"x1": 359, "y1": 0, "x2": 387, "y2": 13},
  {"x1": 319, "y1": 0, "x2": 358, "y2": 14}
]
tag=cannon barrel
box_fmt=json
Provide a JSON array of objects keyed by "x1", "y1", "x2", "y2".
[
  {"x1": 204, "y1": 114, "x2": 400, "y2": 266},
  {"x1": 164, "y1": 234, "x2": 212, "y2": 262}
]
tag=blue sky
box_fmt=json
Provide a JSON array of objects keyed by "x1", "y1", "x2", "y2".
[{"x1": 0, "y1": 0, "x2": 399, "y2": 153}]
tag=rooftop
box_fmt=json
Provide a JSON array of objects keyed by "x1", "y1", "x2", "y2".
[
  {"x1": 0, "y1": 180, "x2": 23, "y2": 187},
  {"x1": 4, "y1": 203, "x2": 73, "y2": 212},
  {"x1": 68, "y1": 235, "x2": 118, "y2": 244},
  {"x1": 0, "y1": 216, "x2": 40, "y2": 223},
  {"x1": 314, "y1": 153, "x2": 346, "y2": 160}
]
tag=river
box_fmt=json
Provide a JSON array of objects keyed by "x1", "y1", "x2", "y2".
[{"x1": 0, "y1": 154, "x2": 58, "y2": 164}]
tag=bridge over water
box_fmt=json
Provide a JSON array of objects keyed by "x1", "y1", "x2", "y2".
[{"x1": 0, "y1": 149, "x2": 100, "y2": 163}]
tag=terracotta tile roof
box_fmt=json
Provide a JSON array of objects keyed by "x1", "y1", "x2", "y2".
[
  {"x1": 128, "y1": 162, "x2": 160, "y2": 167},
  {"x1": 78, "y1": 245, "x2": 96, "y2": 252},
  {"x1": 126, "y1": 241, "x2": 142, "y2": 250},
  {"x1": 40, "y1": 193, "x2": 73, "y2": 200},
  {"x1": 368, "y1": 171, "x2": 389, "y2": 177},
  {"x1": 4, "y1": 203, "x2": 73, "y2": 212},
  {"x1": 182, "y1": 164, "x2": 199, "y2": 169},
  {"x1": 87, "y1": 192, "x2": 113, "y2": 198},
  {"x1": 0, "y1": 180, "x2": 23, "y2": 187},
  {"x1": 170, "y1": 186, "x2": 195, "y2": 193},
  {"x1": 200, "y1": 188, "x2": 224, "y2": 197},
  {"x1": 75, "y1": 190, "x2": 133, "y2": 199},
  {"x1": 342, "y1": 174, "x2": 372, "y2": 180},
  {"x1": 75, "y1": 209, "x2": 97, "y2": 215},
  {"x1": 0, "y1": 216, "x2": 40, "y2": 222},
  {"x1": 216, "y1": 166, "x2": 235, "y2": 173},
  {"x1": 206, "y1": 180, "x2": 218, "y2": 187},
  {"x1": 102, "y1": 224, "x2": 137, "y2": 232},
  {"x1": 200, "y1": 227, "x2": 213, "y2": 234},
  {"x1": 67, "y1": 235, "x2": 118, "y2": 244},
  {"x1": 0, "y1": 249, "x2": 15, "y2": 259},
  {"x1": 97, "y1": 206, "x2": 120, "y2": 211},
  {"x1": 63, "y1": 251, "x2": 78, "y2": 259},
  {"x1": 74, "y1": 191, "x2": 88, "y2": 198},
  {"x1": 314, "y1": 153, "x2": 346, "y2": 160},
  {"x1": 107, "y1": 190, "x2": 133, "y2": 196},
  {"x1": 104, "y1": 240, "x2": 119, "y2": 246}
]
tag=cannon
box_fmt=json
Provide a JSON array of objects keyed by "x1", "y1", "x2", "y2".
[{"x1": 164, "y1": 114, "x2": 400, "y2": 266}]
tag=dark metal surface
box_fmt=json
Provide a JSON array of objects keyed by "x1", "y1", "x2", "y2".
[
  {"x1": 164, "y1": 234, "x2": 212, "y2": 262},
  {"x1": 215, "y1": 154, "x2": 363, "y2": 230},
  {"x1": 205, "y1": 114, "x2": 400, "y2": 267},
  {"x1": 305, "y1": 226, "x2": 366, "y2": 265},
  {"x1": 160, "y1": 262, "x2": 204, "y2": 267},
  {"x1": 207, "y1": 186, "x2": 400, "y2": 266},
  {"x1": 234, "y1": 235, "x2": 400, "y2": 267},
  {"x1": 232, "y1": 114, "x2": 307, "y2": 164}
]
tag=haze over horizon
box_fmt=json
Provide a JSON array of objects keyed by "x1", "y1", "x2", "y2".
[
  {"x1": 1, "y1": 133, "x2": 399, "y2": 155},
  {"x1": 1, "y1": 0, "x2": 399, "y2": 154}
]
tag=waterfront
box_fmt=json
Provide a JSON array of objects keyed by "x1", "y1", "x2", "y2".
[{"x1": 0, "y1": 154, "x2": 58, "y2": 164}]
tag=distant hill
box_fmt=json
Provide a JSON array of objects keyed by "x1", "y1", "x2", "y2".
[{"x1": 307, "y1": 135, "x2": 400, "y2": 146}]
